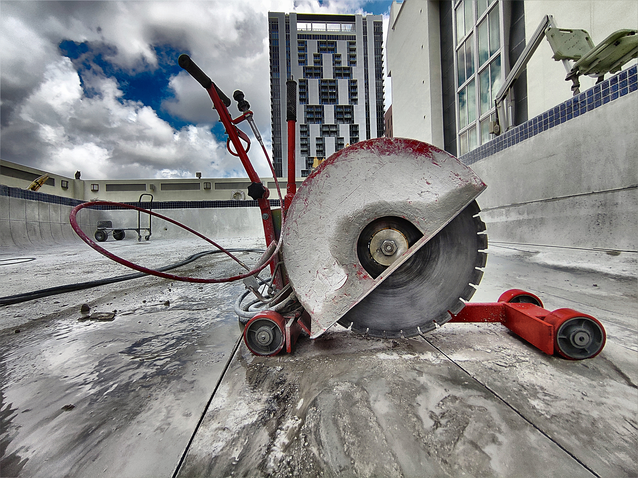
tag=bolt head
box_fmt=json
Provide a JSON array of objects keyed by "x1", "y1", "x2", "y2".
[{"x1": 381, "y1": 239, "x2": 398, "y2": 256}]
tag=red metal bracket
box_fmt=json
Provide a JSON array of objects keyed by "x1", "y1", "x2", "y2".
[{"x1": 450, "y1": 289, "x2": 606, "y2": 359}]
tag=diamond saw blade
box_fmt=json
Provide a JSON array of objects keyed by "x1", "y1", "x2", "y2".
[{"x1": 338, "y1": 200, "x2": 487, "y2": 338}]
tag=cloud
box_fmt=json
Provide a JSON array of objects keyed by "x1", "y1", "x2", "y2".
[{"x1": 1, "y1": 0, "x2": 389, "y2": 180}]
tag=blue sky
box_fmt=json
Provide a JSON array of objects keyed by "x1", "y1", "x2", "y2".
[{"x1": 1, "y1": 0, "x2": 394, "y2": 180}]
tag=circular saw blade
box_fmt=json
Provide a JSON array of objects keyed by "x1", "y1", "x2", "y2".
[{"x1": 338, "y1": 201, "x2": 487, "y2": 338}]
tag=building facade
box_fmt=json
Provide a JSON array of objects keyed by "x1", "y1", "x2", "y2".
[
  {"x1": 387, "y1": 0, "x2": 637, "y2": 156},
  {"x1": 386, "y1": 0, "x2": 637, "y2": 253},
  {"x1": 269, "y1": 12, "x2": 385, "y2": 177}
]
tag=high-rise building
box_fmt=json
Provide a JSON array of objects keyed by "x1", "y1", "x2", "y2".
[{"x1": 268, "y1": 12, "x2": 385, "y2": 177}]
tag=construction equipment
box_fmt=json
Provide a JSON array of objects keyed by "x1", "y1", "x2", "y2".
[
  {"x1": 93, "y1": 194, "x2": 153, "y2": 242},
  {"x1": 178, "y1": 54, "x2": 606, "y2": 359},
  {"x1": 72, "y1": 54, "x2": 606, "y2": 361},
  {"x1": 494, "y1": 15, "x2": 638, "y2": 135}
]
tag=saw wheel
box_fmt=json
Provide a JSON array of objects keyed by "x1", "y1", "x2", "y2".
[{"x1": 338, "y1": 200, "x2": 487, "y2": 338}]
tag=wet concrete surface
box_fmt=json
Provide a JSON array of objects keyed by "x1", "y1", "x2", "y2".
[
  {"x1": 175, "y1": 244, "x2": 637, "y2": 478},
  {"x1": 0, "y1": 239, "x2": 261, "y2": 477},
  {"x1": 1, "y1": 239, "x2": 637, "y2": 477}
]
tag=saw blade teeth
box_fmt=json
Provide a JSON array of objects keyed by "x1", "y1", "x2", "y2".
[
  {"x1": 334, "y1": 200, "x2": 488, "y2": 341},
  {"x1": 460, "y1": 283, "x2": 479, "y2": 302},
  {"x1": 448, "y1": 299, "x2": 465, "y2": 315},
  {"x1": 476, "y1": 251, "x2": 488, "y2": 268},
  {"x1": 477, "y1": 232, "x2": 488, "y2": 250},
  {"x1": 473, "y1": 215, "x2": 487, "y2": 232},
  {"x1": 470, "y1": 268, "x2": 484, "y2": 286}
]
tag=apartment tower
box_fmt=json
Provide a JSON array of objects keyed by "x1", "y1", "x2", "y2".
[{"x1": 269, "y1": 12, "x2": 385, "y2": 177}]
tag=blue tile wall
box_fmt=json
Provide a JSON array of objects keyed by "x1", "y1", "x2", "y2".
[
  {"x1": 0, "y1": 185, "x2": 281, "y2": 209},
  {"x1": 460, "y1": 65, "x2": 637, "y2": 166}
]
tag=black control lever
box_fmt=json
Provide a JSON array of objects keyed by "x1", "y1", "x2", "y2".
[
  {"x1": 178, "y1": 54, "x2": 231, "y2": 107},
  {"x1": 233, "y1": 90, "x2": 251, "y2": 113}
]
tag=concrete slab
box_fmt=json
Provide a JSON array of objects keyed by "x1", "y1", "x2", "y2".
[
  {"x1": 0, "y1": 238, "x2": 264, "y2": 478},
  {"x1": 0, "y1": 240, "x2": 636, "y2": 478},
  {"x1": 175, "y1": 244, "x2": 637, "y2": 478}
]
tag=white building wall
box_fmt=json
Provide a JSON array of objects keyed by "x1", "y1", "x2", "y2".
[{"x1": 387, "y1": 0, "x2": 444, "y2": 147}]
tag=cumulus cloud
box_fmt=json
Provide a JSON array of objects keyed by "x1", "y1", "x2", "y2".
[{"x1": 1, "y1": 0, "x2": 390, "y2": 180}]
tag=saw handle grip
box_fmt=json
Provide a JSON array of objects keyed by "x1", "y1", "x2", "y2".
[
  {"x1": 178, "y1": 54, "x2": 231, "y2": 107},
  {"x1": 286, "y1": 80, "x2": 297, "y2": 122},
  {"x1": 233, "y1": 90, "x2": 251, "y2": 113}
]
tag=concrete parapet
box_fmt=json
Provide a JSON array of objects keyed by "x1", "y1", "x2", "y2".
[{"x1": 470, "y1": 85, "x2": 637, "y2": 252}]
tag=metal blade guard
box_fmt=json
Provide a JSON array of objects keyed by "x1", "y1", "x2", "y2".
[{"x1": 281, "y1": 137, "x2": 487, "y2": 339}]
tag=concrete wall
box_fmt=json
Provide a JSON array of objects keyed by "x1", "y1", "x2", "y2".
[
  {"x1": 0, "y1": 186, "x2": 266, "y2": 249},
  {"x1": 386, "y1": 0, "x2": 445, "y2": 147},
  {"x1": 0, "y1": 193, "x2": 101, "y2": 250},
  {"x1": 1, "y1": 160, "x2": 301, "y2": 203},
  {"x1": 470, "y1": 81, "x2": 637, "y2": 251},
  {"x1": 1, "y1": 159, "x2": 84, "y2": 200},
  {"x1": 91, "y1": 207, "x2": 264, "y2": 242}
]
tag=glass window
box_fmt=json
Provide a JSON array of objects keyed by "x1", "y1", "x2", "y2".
[
  {"x1": 478, "y1": 18, "x2": 489, "y2": 66},
  {"x1": 459, "y1": 87, "x2": 467, "y2": 129},
  {"x1": 456, "y1": 2, "x2": 464, "y2": 45},
  {"x1": 457, "y1": 46, "x2": 466, "y2": 85},
  {"x1": 477, "y1": 0, "x2": 488, "y2": 17},
  {"x1": 466, "y1": 34, "x2": 474, "y2": 78},
  {"x1": 464, "y1": 0, "x2": 473, "y2": 37},
  {"x1": 467, "y1": 79, "x2": 476, "y2": 124},
  {"x1": 455, "y1": 0, "x2": 503, "y2": 152},
  {"x1": 480, "y1": 68, "x2": 490, "y2": 115},
  {"x1": 480, "y1": 117, "x2": 492, "y2": 144},
  {"x1": 490, "y1": 55, "x2": 502, "y2": 99},
  {"x1": 489, "y1": 7, "x2": 500, "y2": 56}
]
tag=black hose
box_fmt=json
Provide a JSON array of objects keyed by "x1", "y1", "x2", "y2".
[{"x1": 0, "y1": 248, "x2": 264, "y2": 306}]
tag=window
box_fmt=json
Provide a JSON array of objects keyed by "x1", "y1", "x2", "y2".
[
  {"x1": 320, "y1": 79, "x2": 338, "y2": 105},
  {"x1": 305, "y1": 105, "x2": 324, "y2": 124},
  {"x1": 318, "y1": 40, "x2": 337, "y2": 53},
  {"x1": 298, "y1": 79, "x2": 308, "y2": 104},
  {"x1": 303, "y1": 66, "x2": 322, "y2": 79},
  {"x1": 350, "y1": 124, "x2": 359, "y2": 144},
  {"x1": 348, "y1": 79, "x2": 358, "y2": 105},
  {"x1": 454, "y1": 0, "x2": 502, "y2": 155},
  {"x1": 334, "y1": 66, "x2": 352, "y2": 79},
  {"x1": 315, "y1": 137, "x2": 325, "y2": 158},
  {"x1": 321, "y1": 124, "x2": 338, "y2": 137},
  {"x1": 348, "y1": 41, "x2": 357, "y2": 66},
  {"x1": 300, "y1": 124, "x2": 309, "y2": 155},
  {"x1": 349, "y1": 124, "x2": 359, "y2": 144},
  {"x1": 333, "y1": 54, "x2": 342, "y2": 67},
  {"x1": 314, "y1": 53, "x2": 323, "y2": 66},
  {"x1": 335, "y1": 105, "x2": 354, "y2": 124}
]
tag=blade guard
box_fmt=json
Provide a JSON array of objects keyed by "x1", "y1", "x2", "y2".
[{"x1": 281, "y1": 137, "x2": 486, "y2": 338}]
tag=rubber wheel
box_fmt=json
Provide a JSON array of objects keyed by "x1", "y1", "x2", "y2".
[
  {"x1": 555, "y1": 316, "x2": 605, "y2": 359},
  {"x1": 244, "y1": 317, "x2": 285, "y2": 356},
  {"x1": 113, "y1": 230, "x2": 125, "y2": 240},
  {"x1": 94, "y1": 230, "x2": 108, "y2": 242}
]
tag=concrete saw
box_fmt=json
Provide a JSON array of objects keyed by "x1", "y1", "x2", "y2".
[{"x1": 281, "y1": 137, "x2": 487, "y2": 339}]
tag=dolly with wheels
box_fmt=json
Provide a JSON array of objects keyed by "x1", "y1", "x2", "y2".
[
  {"x1": 94, "y1": 194, "x2": 153, "y2": 242},
  {"x1": 449, "y1": 289, "x2": 606, "y2": 359}
]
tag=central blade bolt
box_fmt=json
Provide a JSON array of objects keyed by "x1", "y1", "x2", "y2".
[{"x1": 381, "y1": 239, "x2": 398, "y2": 256}]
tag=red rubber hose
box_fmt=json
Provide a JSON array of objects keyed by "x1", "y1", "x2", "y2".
[{"x1": 69, "y1": 201, "x2": 280, "y2": 284}]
